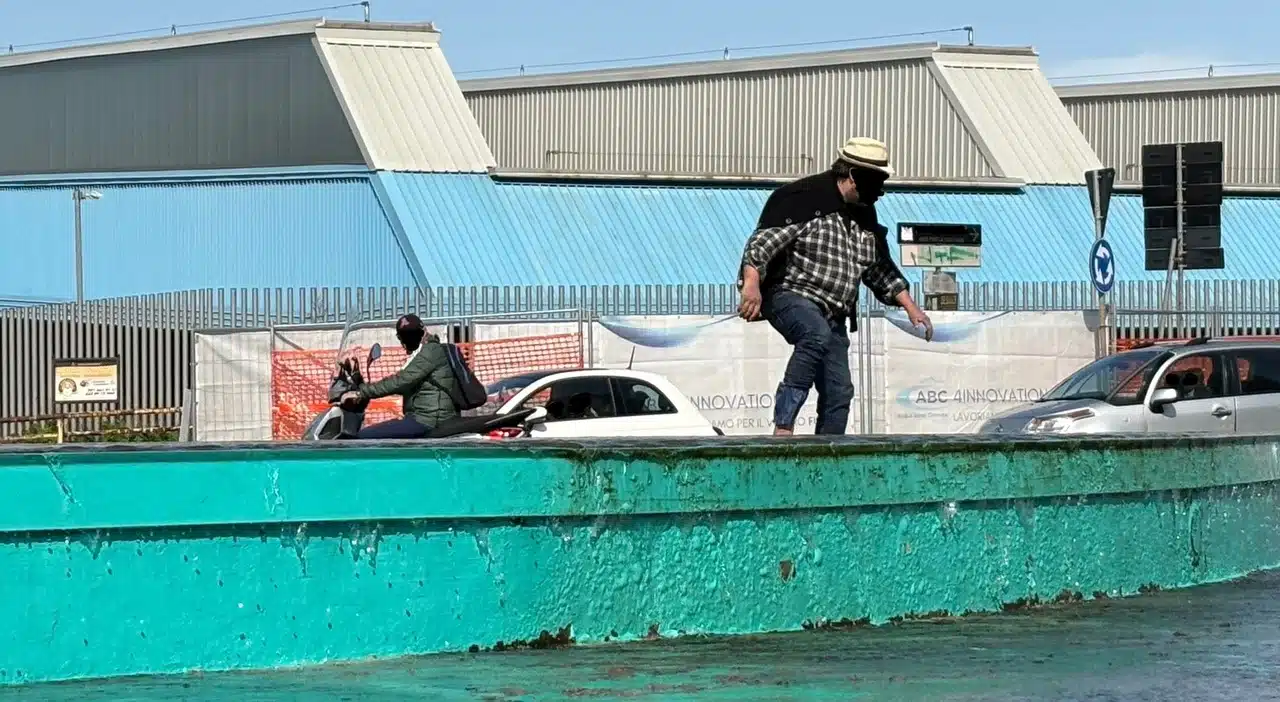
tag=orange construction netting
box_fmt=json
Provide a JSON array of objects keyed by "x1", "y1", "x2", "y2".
[
  {"x1": 270, "y1": 333, "x2": 585, "y2": 440},
  {"x1": 1116, "y1": 334, "x2": 1280, "y2": 351}
]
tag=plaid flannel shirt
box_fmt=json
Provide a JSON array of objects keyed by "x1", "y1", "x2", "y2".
[{"x1": 740, "y1": 210, "x2": 909, "y2": 318}]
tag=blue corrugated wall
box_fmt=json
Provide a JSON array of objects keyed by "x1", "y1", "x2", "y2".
[
  {"x1": 0, "y1": 169, "x2": 416, "y2": 302},
  {"x1": 377, "y1": 173, "x2": 1280, "y2": 287},
  {"x1": 4, "y1": 169, "x2": 1277, "y2": 300}
]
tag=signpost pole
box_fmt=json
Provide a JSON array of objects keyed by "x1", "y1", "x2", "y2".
[
  {"x1": 1175, "y1": 143, "x2": 1186, "y2": 339},
  {"x1": 1092, "y1": 182, "x2": 1106, "y2": 358},
  {"x1": 1086, "y1": 168, "x2": 1116, "y2": 359}
]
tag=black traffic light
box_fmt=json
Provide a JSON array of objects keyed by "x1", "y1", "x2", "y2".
[{"x1": 1141, "y1": 141, "x2": 1224, "y2": 271}]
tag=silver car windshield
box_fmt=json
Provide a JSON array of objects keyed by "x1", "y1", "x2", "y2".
[{"x1": 1040, "y1": 348, "x2": 1171, "y2": 405}]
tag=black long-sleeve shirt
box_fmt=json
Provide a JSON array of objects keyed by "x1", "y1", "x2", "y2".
[{"x1": 738, "y1": 171, "x2": 909, "y2": 319}]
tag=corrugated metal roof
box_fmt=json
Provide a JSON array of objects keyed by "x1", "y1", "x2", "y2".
[
  {"x1": 1055, "y1": 72, "x2": 1280, "y2": 98},
  {"x1": 460, "y1": 42, "x2": 959, "y2": 90},
  {"x1": 933, "y1": 54, "x2": 1101, "y2": 185},
  {"x1": 377, "y1": 174, "x2": 1280, "y2": 287},
  {"x1": 0, "y1": 19, "x2": 497, "y2": 176},
  {"x1": 465, "y1": 57, "x2": 996, "y2": 182},
  {"x1": 315, "y1": 31, "x2": 496, "y2": 173},
  {"x1": 0, "y1": 18, "x2": 432, "y2": 68},
  {"x1": 1060, "y1": 87, "x2": 1280, "y2": 188},
  {"x1": 879, "y1": 187, "x2": 1280, "y2": 282},
  {"x1": 0, "y1": 34, "x2": 364, "y2": 176},
  {"x1": 0, "y1": 172, "x2": 415, "y2": 301},
  {"x1": 1099, "y1": 191, "x2": 1280, "y2": 281},
  {"x1": 374, "y1": 173, "x2": 766, "y2": 286},
  {"x1": 460, "y1": 44, "x2": 1100, "y2": 185}
]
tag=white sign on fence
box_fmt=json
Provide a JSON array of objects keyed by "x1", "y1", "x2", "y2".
[
  {"x1": 591, "y1": 315, "x2": 882, "y2": 435},
  {"x1": 53, "y1": 358, "x2": 119, "y2": 403},
  {"x1": 880, "y1": 310, "x2": 1095, "y2": 433}
]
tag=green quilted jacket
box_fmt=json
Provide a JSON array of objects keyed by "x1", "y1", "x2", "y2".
[{"x1": 357, "y1": 342, "x2": 460, "y2": 428}]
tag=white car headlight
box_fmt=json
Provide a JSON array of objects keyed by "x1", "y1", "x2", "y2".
[{"x1": 1024, "y1": 408, "x2": 1096, "y2": 434}]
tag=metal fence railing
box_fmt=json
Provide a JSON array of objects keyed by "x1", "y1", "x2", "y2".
[
  {"x1": 4, "y1": 280, "x2": 1280, "y2": 439},
  {"x1": 1115, "y1": 309, "x2": 1280, "y2": 350},
  {"x1": 7, "y1": 280, "x2": 1279, "y2": 329}
]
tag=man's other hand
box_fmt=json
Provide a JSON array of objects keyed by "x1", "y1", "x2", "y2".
[
  {"x1": 739, "y1": 265, "x2": 763, "y2": 321},
  {"x1": 739, "y1": 283, "x2": 763, "y2": 321}
]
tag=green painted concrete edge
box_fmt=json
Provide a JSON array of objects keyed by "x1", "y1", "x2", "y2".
[
  {"x1": 6, "y1": 482, "x2": 1280, "y2": 687},
  {"x1": 2, "y1": 434, "x2": 1278, "y2": 532},
  {"x1": 4, "y1": 435, "x2": 1280, "y2": 686}
]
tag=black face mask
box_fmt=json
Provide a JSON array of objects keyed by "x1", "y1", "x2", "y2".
[
  {"x1": 397, "y1": 329, "x2": 424, "y2": 353},
  {"x1": 852, "y1": 172, "x2": 887, "y2": 202}
]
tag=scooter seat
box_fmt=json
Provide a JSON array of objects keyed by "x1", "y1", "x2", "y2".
[{"x1": 426, "y1": 408, "x2": 536, "y2": 439}]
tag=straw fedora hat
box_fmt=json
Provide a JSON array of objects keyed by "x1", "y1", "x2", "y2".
[{"x1": 837, "y1": 137, "x2": 894, "y2": 177}]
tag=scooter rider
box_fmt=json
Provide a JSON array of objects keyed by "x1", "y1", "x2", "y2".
[{"x1": 339, "y1": 314, "x2": 461, "y2": 439}]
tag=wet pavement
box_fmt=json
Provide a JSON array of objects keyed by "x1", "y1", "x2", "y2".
[{"x1": 7, "y1": 571, "x2": 1280, "y2": 701}]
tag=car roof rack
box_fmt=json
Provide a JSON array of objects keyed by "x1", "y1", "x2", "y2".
[{"x1": 1184, "y1": 336, "x2": 1212, "y2": 346}]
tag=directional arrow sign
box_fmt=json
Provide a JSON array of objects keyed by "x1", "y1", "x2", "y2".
[{"x1": 1090, "y1": 238, "x2": 1116, "y2": 296}]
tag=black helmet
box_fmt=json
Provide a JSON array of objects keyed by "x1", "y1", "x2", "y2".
[
  {"x1": 396, "y1": 314, "x2": 423, "y2": 332},
  {"x1": 396, "y1": 314, "x2": 426, "y2": 351}
]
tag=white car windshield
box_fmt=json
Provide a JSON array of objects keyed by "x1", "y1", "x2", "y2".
[{"x1": 1040, "y1": 348, "x2": 1170, "y2": 405}]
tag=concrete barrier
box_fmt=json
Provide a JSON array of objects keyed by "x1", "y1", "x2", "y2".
[{"x1": 2, "y1": 434, "x2": 1279, "y2": 685}]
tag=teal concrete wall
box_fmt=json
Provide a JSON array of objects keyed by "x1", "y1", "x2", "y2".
[{"x1": 3, "y1": 435, "x2": 1280, "y2": 685}]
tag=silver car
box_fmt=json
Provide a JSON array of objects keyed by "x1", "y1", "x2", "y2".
[{"x1": 979, "y1": 338, "x2": 1280, "y2": 435}]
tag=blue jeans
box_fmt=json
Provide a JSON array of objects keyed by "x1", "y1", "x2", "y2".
[
  {"x1": 358, "y1": 416, "x2": 429, "y2": 439},
  {"x1": 763, "y1": 290, "x2": 854, "y2": 434}
]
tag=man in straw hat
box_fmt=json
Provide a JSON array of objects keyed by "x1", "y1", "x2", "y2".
[{"x1": 737, "y1": 137, "x2": 933, "y2": 436}]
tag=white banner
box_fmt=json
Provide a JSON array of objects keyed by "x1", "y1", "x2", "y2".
[
  {"x1": 880, "y1": 310, "x2": 1096, "y2": 433},
  {"x1": 191, "y1": 312, "x2": 1096, "y2": 440},
  {"x1": 194, "y1": 330, "x2": 273, "y2": 442},
  {"x1": 591, "y1": 315, "x2": 881, "y2": 435}
]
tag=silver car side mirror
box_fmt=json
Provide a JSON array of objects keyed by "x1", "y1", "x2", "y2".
[{"x1": 1149, "y1": 386, "x2": 1178, "y2": 410}]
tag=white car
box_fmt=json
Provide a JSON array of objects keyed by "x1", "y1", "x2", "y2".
[{"x1": 486, "y1": 368, "x2": 721, "y2": 438}]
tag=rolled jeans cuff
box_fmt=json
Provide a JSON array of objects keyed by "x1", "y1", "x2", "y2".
[{"x1": 773, "y1": 384, "x2": 809, "y2": 430}]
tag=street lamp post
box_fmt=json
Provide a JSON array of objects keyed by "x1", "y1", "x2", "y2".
[{"x1": 72, "y1": 188, "x2": 102, "y2": 306}]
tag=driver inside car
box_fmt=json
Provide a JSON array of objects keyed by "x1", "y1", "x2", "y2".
[{"x1": 339, "y1": 314, "x2": 461, "y2": 439}]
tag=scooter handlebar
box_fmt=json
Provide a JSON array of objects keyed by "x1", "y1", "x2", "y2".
[{"x1": 334, "y1": 384, "x2": 371, "y2": 410}]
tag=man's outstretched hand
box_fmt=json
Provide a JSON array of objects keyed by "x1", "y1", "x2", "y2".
[
  {"x1": 907, "y1": 305, "x2": 933, "y2": 341},
  {"x1": 895, "y1": 291, "x2": 934, "y2": 341}
]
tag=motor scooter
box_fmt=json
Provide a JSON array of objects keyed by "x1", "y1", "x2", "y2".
[{"x1": 300, "y1": 342, "x2": 547, "y2": 441}]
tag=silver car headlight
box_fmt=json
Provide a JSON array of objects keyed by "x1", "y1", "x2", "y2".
[{"x1": 1024, "y1": 408, "x2": 1096, "y2": 434}]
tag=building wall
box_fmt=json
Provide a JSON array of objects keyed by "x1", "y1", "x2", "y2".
[
  {"x1": 464, "y1": 59, "x2": 996, "y2": 180},
  {"x1": 7, "y1": 166, "x2": 1275, "y2": 304},
  {"x1": 377, "y1": 174, "x2": 1280, "y2": 287},
  {"x1": 0, "y1": 169, "x2": 415, "y2": 301},
  {"x1": 1059, "y1": 84, "x2": 1280, "y2": 187},
  {"x1": 0, "y1": 35, "x2": 364, "y2": 175}
]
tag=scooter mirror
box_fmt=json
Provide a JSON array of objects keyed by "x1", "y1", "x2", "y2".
[{"x1": 368, "y1": 343, "x2": 383, "y2": 364}]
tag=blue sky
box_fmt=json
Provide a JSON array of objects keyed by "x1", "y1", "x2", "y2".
[{"x1": 2, "y1": 0, "x2": 1278, "y2": 83}]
